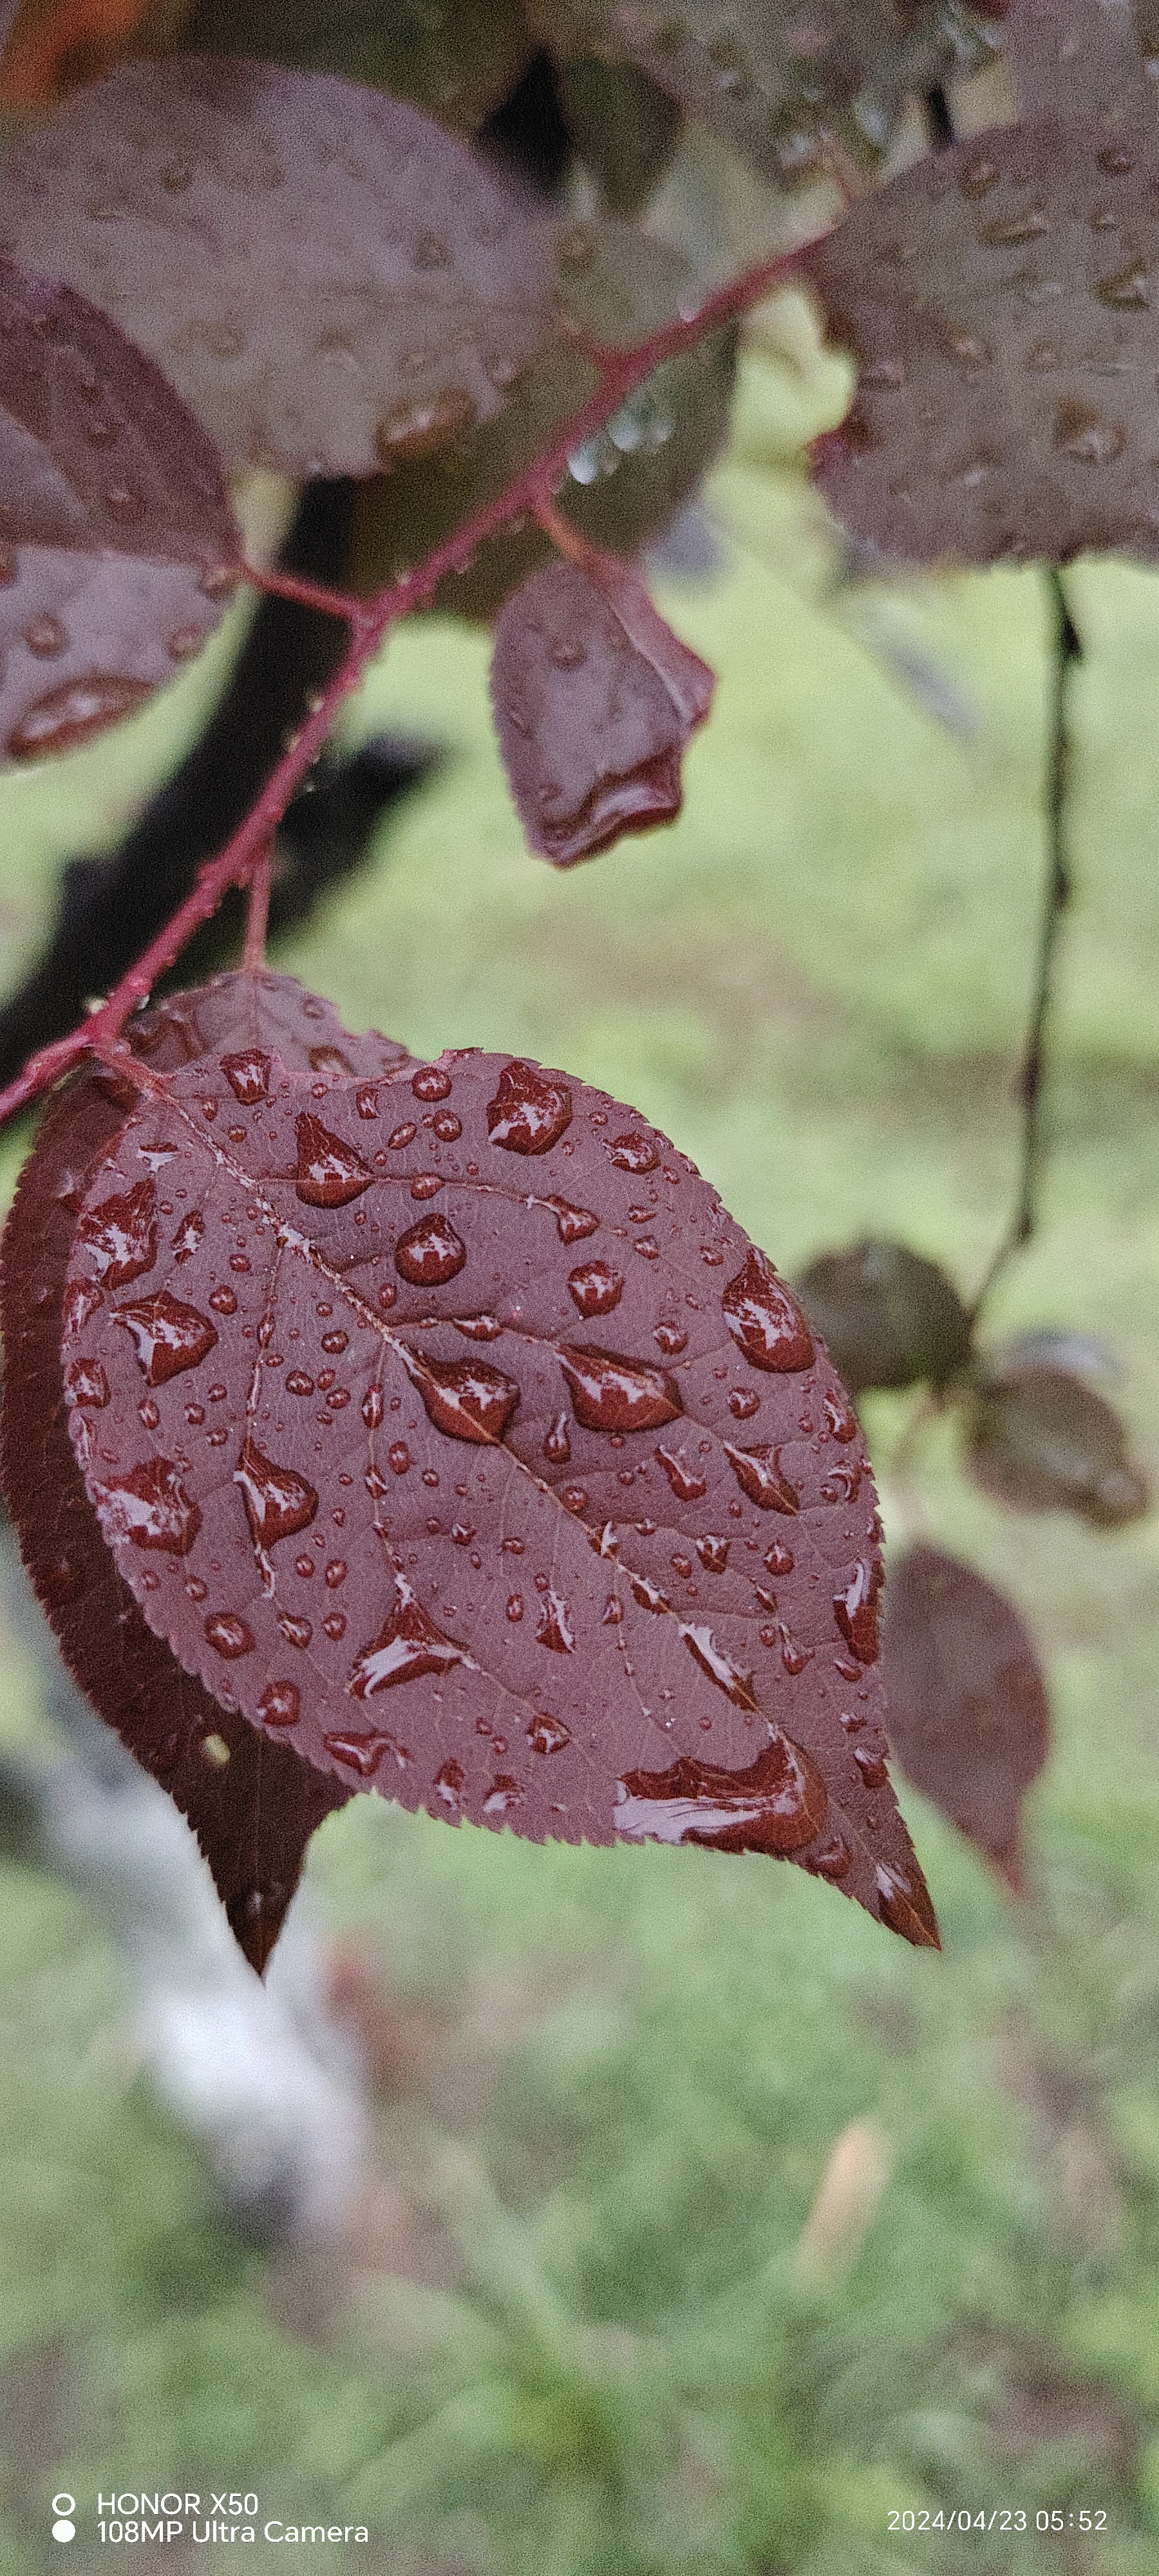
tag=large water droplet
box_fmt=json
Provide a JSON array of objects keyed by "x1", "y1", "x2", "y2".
[
  {"x1": 722, "y1": 1253, "x2": 814, "y2": 1371},
  {"x1": 294, "y1": 1113, "x2": 373, "y2": 1206},
  {"x1": 527, "y1": 1713, "x2": 570, "y2": 1756},
  {"x1": 324, "y1": 1728, "x2": 394, "y2": 1776},
  {"x1": 375, "y1": 384, "x2": 476, "y2": 463},
  {"x1": 278, "y1": 1612, "x2": 312, "y2": 1648},
  {"x1": 220, "y1": 1047, "x2": 271, "y2": 1103},
  {"x1": 205, "y1": 1611, "x2": 254, "y2": 1658},
  {"x1": 979, "y1": 208, "x2": 1048, "y2": 245},
  {"x1": 696, "y1": 1534, "x2": 729, "y2": 1573},
  {"x1": 113, "y1": 1289, "x2": 218, "y2": 1386},
  {"x1": 404, "y1": 1352, "x2": 520, "y2": 1444},
  {"x1": 567, "y1": 1260, "x2": 624, "y2": 1316},
  {"x1": 8, "y1": 675, "x2": 150, "y2": 761},
  {"x1": 62, "y1": 1279, "x2": 102, "y2": 1341},
  {"x1": 412, "y1": 1065, "x2": 453, "y2": 1101},
  {"x1": 654, "y1": 1324, "x2": 688, "y2": 1357},
  {"x1": 833, "y1": 1557, "x2": 881, "y2": 1663},
  {"x1": 876, "y1": 1861, "x2": 940, "y2": 1946},
  {"x1": 803, "y1": 1833, "x2": 852, "y2": 1880},
  {"x1": 543, "y1": 1195, "x2": 599, "y2": 1242},
  {"x1": 394, "y1": 1211, "x2": 467, "y2": 1286},
  {"x1": 234, "y1": 1439, "x2": 319, "y2": 1549},
  {"x1": 558, "y1": 1344, "x2": 681, "y2": 1434},
  {"x1": 92, "y1": 1456, "x2": 201, "y2": 1553},
  {"x1": 723, "y1": 1441, "x2": 799, "y2": 1512},
  {"x1": 483, "y1": 1775, "x2": 523, "y2": 1817},
  {"x1": 630, "y1": 1573, "x2": 670, "y2": 1613},
  {"x1": 615, "y1": 1731, "x2": 826, "y2": 1853},
  {"x1": 258, "y1": 1679, "x2": 301, "y2": 1727},
  {"x1": 348, "y1": 1580, "x2": 466, "y2": 1696},
  {"x1": 537, "y1": 1589, "x2": 575, "y2": 1651},
  {"x1": 167, "y1": 1209, "x2": 202, "y2": 1268},
  {"x1": 1097, "y1": 261, "x2": 1150, "y2": 309},
  {"x1": 486, "y1": 1060, "x2": 572, "y2": 1154},
  {"x1": 77, "y1": 1178, "x2": 157, "y2": 1287},
  {"x1": 680, "y1": 1622, "x2": 757, "y2": 1709},
  {"x1": 434, "y1": 1756, "x2": 465, "y2": 1807},
  {"x1": 654, "y1": 1442, "x2": 706, "y2": 1502},
  {"x1": 607, "y1": 1132, "x2": 659, "y2": 1173},
  {"x1": 66, "y1": 1356, "x2": 109, "y2": 1407},
  {"x1": 544, "y1": 1411, "x2": 571, "y2": 1463}
]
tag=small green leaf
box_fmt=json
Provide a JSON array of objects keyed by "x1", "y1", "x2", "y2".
[
  {"x1": 176, "y1": 0, "x2": 534, "y2": 129},
  {"x1": 966, "y1": 1366, "x2": 1149, "y2": 1530},
  {"x1": 557, "y1": 54, "x2": 682, "y2": 213},
  {"x1": 795, "y1": 1240, "x2": 972, "y2": 1396}
]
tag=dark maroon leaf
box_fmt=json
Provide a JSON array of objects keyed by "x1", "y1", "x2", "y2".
[
  {"x1": 491, "y1": 553, "x2": 715, "y2": 865},
  {"x1": 0, "y1": 255, "x2": 240, "y2": 768},
  {"x1": 48, "y1": 974, "x2": 939, "y2": 1946},
  {"x1": 0, "y1": 972, "x2": 414, "y2": 1968},
  {"x1": 0, "y1": 57, "x2": 558, "y2": 477},
  {"x1": 883, "y1": 1544, "x2": 1050, "y2": 1891},
  {"x1": 803, "y1": 95, "x2": 1159, "y2": 566},
  {"x1": 1, "y1": 1081, "x2": 343, "y2": 1973},
  {"x1": 796, "y1": 1240, "x2": 972, "y2": 1396},
  {"x1": 966, "y1": 1365, "x2": 1149, "y2": 1528}
]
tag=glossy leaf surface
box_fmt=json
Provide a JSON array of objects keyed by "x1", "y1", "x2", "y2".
[
  {"x1": 796, "y1": 1240, "x2": 972, "y2": 1397},
  {"x1": 966, "y1": 1365, "x2": 1149, "y2": 1528},
  {"x1": 805, "y1": 97, "x2": 1159, "y2": 566},
  {"x1": 0, "y1": 976, "x2": 412, "y2": 1967},
  {"x1": 49, "y1": 974, "x2": 937, "y2": 1946},
  {"x1": 491, "y1": 553, "x2": 714, "y2": 864},
  {"x1": 883, "y1": 1543, "x2": 1050, "y2": 1891},
  {"x1": 0, "y1": 254, "x2": 239, "y2": 766},
  {"x1": 0, "y1": 56, "x2": 558, "y2": 475}
]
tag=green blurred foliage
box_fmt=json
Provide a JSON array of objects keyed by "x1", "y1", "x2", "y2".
[
  {"x1": 176, "y1": 0, "x2": 534, "y2": 128},
  {"x1": 554, "y1": 55, "x2": 683, "y2": 215}
]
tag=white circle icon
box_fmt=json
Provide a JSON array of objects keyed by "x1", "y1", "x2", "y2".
[{"x1": 52, "y1": 2522, "x2": 75, "y2": 2544}]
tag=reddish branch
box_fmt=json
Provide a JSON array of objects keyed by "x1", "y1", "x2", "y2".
[{"x1": 0, "y1": 238, "x2": 806, "y2": 1133}]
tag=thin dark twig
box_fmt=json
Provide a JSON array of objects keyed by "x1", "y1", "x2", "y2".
[{"x1": 970, "y1": 567, "x2": 1080, "y2": 1325}]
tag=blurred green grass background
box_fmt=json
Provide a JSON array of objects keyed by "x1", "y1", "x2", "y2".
[{"x1": 2, "y1": 332, "x2": 1159, "y2": 2574}]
